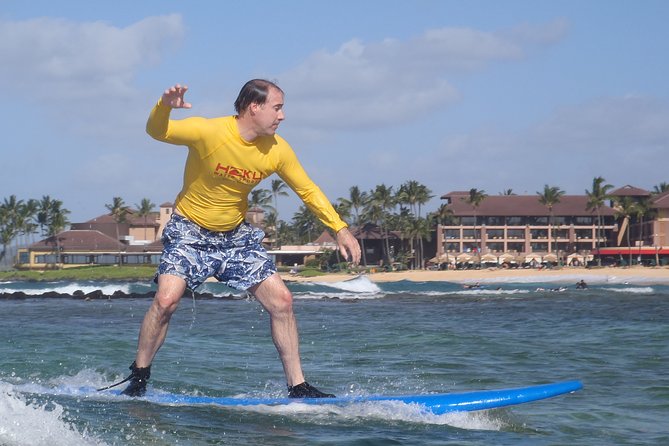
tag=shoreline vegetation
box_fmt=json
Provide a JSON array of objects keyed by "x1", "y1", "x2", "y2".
[{"x1": 0, "y1": 264, "x2": 667, "y2": 284}]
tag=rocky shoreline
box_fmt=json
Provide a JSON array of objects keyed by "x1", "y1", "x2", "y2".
[{"x1": 0, "y1": 289, "x2": 243, "y2": 300}]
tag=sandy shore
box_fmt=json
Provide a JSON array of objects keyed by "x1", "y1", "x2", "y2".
[{"x1": 281, "y1": 266, "x2": 669, "y2": 284}]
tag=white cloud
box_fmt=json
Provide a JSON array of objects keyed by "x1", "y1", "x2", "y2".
[
  {"x1": 425, "y1": 95, "x2": 669, "y2": 194},
  {"x1": 0, "y1": 14, "x2": 184, "y2": 102},
  {"x1": 279, "y1": 20, "x2": 567, "y2": 131}
]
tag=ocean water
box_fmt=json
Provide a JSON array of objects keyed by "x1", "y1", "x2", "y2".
[{"x1": 1, "y1": 274, "x2": 668, "y2": 445}]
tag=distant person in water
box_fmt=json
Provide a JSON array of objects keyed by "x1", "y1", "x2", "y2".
[
  {"x1": 103, "y1": 80, "x2": 360, "y2": 399},
  {"x1": 576, "y1": 280, "x2": 588, "y2": 289}
]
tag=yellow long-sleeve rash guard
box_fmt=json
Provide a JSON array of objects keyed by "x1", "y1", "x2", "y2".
[{"x1": 146, "y1": 99, "x2": 347, "y2": 233}]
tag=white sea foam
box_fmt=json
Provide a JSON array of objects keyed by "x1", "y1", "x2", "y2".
[
  {"x1": 0, "y1": 381, "x2": 107, "y2": 446},
  {"x1": 607, "y1": 286, "x2": 655, "y2": 294},
  {"x1": 453, "y1": 288, "x2": 531, "y2": 296},
  {"x1": 293, "y1": 276, "x2": 385, "y2": 300},
  {"x1": 231, "y1": 399, "x2": 504, "y2": 429},
  {"x1": 0, "y1": 282, "x2": 131, "y2": 296},
  {"x1": 317, "y1": 275, "x2": 382, "y2": 293}
]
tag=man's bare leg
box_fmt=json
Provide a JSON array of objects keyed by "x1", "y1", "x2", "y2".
[
  {"x1": 120, "y1": 274, "x2": 187, "y2": 396},
  {"x1": 250, "y1": 273, "x2": 304, "y2": 386},
  {"x1": 250, "y1": 273, "x2": 335, "y2": 398},
  {"x1": 134, "y1": 274, "x2": 187, "y2": 367}
]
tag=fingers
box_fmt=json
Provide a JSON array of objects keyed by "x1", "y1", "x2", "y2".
[
  {"x1": 337, "y1": 228, "x2": 361, "y2": 265},
  {"x1": 162, "y1": 84, "x2": 192, "y2": 109}
]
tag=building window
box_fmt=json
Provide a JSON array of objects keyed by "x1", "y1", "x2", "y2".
[
  {"x1": 484, "y1": 216, "x2": 504, "y2": 226},
  {"x1": 531, "y1": 242, "x2": 548, "y2": 252},
  {"x1": 507, "y1": 242, "x2": 524, "y2": 252},
  {"x1": 444, "y1": 229, "x2": 460, "y2": 239},
  {"x1": 506, "y1": 216, "x2": 524, "y2": 226},
  {"x1": 487, "y1": 242, "x2": 504, "y2": 252},
  {"x1": 574, "y1": 216, "x2": 593, "y2": 225},
  {"x1": 507, "y1": 229, "x2": 524, "y2": 239},
  {"x1": 63, "y1": 255, "x2": 91, "y2": 264},
  {"x1": 35, "y1": 254, "x2": 58, "y2": 263},
  {"x1": 95, "y1": 254, "x2": 117, "y2": 264}
]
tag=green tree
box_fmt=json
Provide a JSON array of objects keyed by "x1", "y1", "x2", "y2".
[
  {"x1": 462, "y1": 188, "x2": 487, "y2": 262},
  {"x1": 633, "y1": 196, "x2": 655, "y2": 250},
  {"x1": 135, "y1": 198, "x2": 156, "y2": 242},
  {"x1": 291, "y1": 205, "x2": 324, "y2": 243},
  {"x1": 652, "y1": 182, "x2": 669, "y2": 194},
  {"x1": 537, "y1": 184, "x2": 565, "y2": 257},
  {"x1": 585, "y1": 177, "x2": 614, "y2": 266},
  {"x1": 614, "y1": 196, "x2": 637, "y2": 267},
  {"x1": 105, "y1": 197, "x2": 128, "y2": 265},
  {"x1": 339, "y1": 186, "x2": 369, "y2": 266},
  {"x1": 0, "y1": 196, "x2": 24, "y2": 266},
  {"x1": 270, "y1": 179, "x2": 289, "y2": 220},
  {"x1": 367, "y1": 184, "x2": 395, "y2": 265},
  {"x1": 249, "y1": 188, "x2": 273, "y2": 212}
]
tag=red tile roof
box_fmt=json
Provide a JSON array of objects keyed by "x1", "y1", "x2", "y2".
[
  {"x1": 30, "y1": 230, "x2": 124, "y2": 252},
  {"x1": 610, "y1": 185, "x2": 651, "y2": 197},
  {"x1": 441, "y1": 192, "x2": 616, "y2": 217}
]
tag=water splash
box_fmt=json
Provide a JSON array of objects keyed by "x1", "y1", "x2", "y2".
[{"x1": 0, "y1": 381, "x2": 107, "y2": 446}]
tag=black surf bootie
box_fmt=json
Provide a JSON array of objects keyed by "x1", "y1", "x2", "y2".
[
  {"x1": 120, "y1": 361, "x2": 151, "y2": 397},
  {"x1": 287, "y1": 381, "x2": 335, "y2": 398}
]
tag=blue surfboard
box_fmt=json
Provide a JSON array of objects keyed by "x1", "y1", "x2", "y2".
[{"x1": 115, "y1": 380, "x2": 582, "y2": 415}]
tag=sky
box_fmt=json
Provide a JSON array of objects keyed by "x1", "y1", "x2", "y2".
[{"x1": 1, "y1": 0, "x2": 668, "y2": 224}]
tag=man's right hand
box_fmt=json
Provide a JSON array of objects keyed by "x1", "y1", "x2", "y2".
[{"x1": 162, "y1": 84, "x2": 192, "y2": 109}]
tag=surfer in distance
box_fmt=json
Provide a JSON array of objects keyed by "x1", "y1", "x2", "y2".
[{"x1": 101, "y1": 80, "x2": 360, "y2": 399}]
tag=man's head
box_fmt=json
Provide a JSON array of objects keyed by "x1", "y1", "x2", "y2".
[
  {"x1": 234, "y1": 79, "x2": 285, "y2": 138},
  {"x1": 234, "y1": 79, "x2": 284, "y2": 114}
]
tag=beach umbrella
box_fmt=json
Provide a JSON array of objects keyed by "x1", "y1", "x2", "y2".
[{"x1": 543, "y1": 253, "x2": 558, "y2": 263}]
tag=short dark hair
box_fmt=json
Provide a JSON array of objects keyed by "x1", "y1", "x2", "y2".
[{"x1": 234, "y1": 79, "x2": 283, "y2": 114}]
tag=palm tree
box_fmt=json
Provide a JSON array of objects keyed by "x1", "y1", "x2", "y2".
[
  {"x1": 462, "y1": 188, "x2": 487, "y2": 263},
  {"x1": 249, "y1": 188, "x2": 273, "y2": 212},
  {"x1": 633, "y1": 197, "x2": 654, "y2": 251},
  {"x1": 291, "y1": 205, "x2": 323, "y2": 243},
  {"x1": 652, "y1": 182, "x2": 669, "y2": 194},
  {"x1": 263, "y1": 210, "x2": 279, "y2": 247},
  {"x1": 614, "y1": 196, "x2": 636, "y2": 267},
  {"x1": 585, "y1": 177, "x2": 614, "y2": 266},
  {"x1": 397, "y1": 180, "x2": 433, "y2": 218},
  {"x1": 405, "y1": 216, "x2": 431, "y2": 269},
  {"x1": 105, "y1": 197, "x2": 128, "y2": 265},
  {"x1": 0, "y1": 204, "x2": 15, "y2": 266},
  {"x1": 135, "y1": 198, "x2": 156, "y2": 242},
  {"x1": 0, "y1": 196, "x2": 23, "y2": 266},
  {"x1": 500, "y1": 189, "x2": 516, "y2": 196},
  {"x1": 270, "y1": 179, "x2": 289, "y2": 220},
  {"x1": 368, "y1": 184, "x2": 395, "y2": 265},
  {"x1": 339, "y1": 186, "x2": 369, "y2": 266},
  {"x1": 45, "y1": 200, "x2": 70, "y2": 268},
  {"x1": 537, "y1": 184, "x2": 565, "y2": 257},
  {"x1": 397, "y1": 181, "x2": 433, "y2": 266}
]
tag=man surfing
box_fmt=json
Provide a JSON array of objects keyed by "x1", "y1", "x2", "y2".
[{"x1": 107, "y1": 79, "x2": 360, "y2": 398}]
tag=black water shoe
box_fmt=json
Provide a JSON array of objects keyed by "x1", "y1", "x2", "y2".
[
  {"x1": 120, "y1": 361, "x2": 151, "y2": 397},
  {"x1": 288, "y1": 381, "x2": 335, "y2": 398}
]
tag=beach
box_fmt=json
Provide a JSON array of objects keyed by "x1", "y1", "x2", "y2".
[{"x1": 282, "y1": 265, "x2": 669, "y2": 284}]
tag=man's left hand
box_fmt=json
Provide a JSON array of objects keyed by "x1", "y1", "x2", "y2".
[{"x1": 336, "y1": 228, "x2": 361, "y2": 265}]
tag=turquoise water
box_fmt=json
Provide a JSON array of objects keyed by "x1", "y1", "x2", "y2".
[{"x1": 1, "y1": 275, "x2": 668, "y2": 445}]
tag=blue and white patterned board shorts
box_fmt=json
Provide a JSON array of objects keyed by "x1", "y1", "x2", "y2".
[{"x1": 157, "y1": 214, "x2": 277, "y2": 291}]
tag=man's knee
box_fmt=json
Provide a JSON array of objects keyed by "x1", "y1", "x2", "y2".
[
  {"x1": 269, "y1": 286, "x2": 294, "y2": 315},
  {"x1": 152, "y1": 289, "x2": 182, "y2": 319}
]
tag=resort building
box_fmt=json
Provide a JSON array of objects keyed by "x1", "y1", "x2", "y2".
[{"x1": 436, "y1": 188, "x2": 669, "y2": 267}]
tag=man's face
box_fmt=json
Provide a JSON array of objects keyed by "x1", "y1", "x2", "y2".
[{"x1": 251, "y1": 87, "x2": 285, "y2": 136}]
